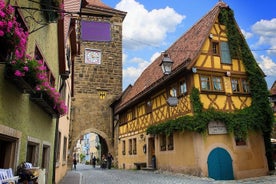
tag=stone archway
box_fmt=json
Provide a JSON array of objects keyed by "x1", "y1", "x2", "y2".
[
  {"x1": 70, "y1": 128, "x2": 113, "y2": 156},
  {"x1": 67, "y1": 5, "x2": 125, "y2": 170}
]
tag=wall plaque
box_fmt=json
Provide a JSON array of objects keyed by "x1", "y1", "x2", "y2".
[{"x1": 208, "y1": 121, "x2": 227, "y2": 135}]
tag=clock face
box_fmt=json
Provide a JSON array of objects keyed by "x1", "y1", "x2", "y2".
[{"x1": 85, "y1": 49, "x2": 101, "y2": 64}]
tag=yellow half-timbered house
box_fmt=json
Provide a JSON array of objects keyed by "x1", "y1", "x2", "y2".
[{"x1": 113, "y1": 2, "x2": 274, "y2": 180}]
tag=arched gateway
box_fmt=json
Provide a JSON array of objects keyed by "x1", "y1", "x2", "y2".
[{"x1": 68, "y1": 1, "x2": 126, "y2": 167}]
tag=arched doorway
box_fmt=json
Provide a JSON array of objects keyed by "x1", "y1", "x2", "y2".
[
  {"x1": 72, "y1": 133, "x2": 109, "y2": 164},
  {"x1": 207, "y1": 147, "x2": 234, "y2": 180}
]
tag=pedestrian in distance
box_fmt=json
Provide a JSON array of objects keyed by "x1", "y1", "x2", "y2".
[
  {"x1": 73, "y1": 157, "x2": 77, "y2": 170},
  {"x1": 101, "y1": 154, "x2": 107, "y2": 169},
  {"x1": 92, "y1": 156, "x2": 97, "y2": 168},
  {"x1": 107, "y1": 153, "x2": 113, "y2": 169}
]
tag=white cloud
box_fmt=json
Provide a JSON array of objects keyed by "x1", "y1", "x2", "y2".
[
  {"x1": 116, "y1": 0, "x2": 185, "y2": 50},
  {"x1": 123, "y1": 57, "x2": 151, "y2": 86},
  {"x1": 251, "y1": 18, "x2": 276, "y2": 54},
  {"x1": 258, "y1": 55, "x2": 276, "y2": 76},
  {"x1": 241, "y1": 29, "x2": 253, "y2": 39},
  {"x1": 150, "y1": 52, "x2": 161, "y2": 62}
]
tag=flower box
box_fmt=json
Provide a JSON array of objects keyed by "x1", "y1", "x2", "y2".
[
  {"x1": 4, "y1": 64, "x2": 35, "y2": 93},
  {"x1": 30, "y1": 92, "x2": 60, "y2": 117}
]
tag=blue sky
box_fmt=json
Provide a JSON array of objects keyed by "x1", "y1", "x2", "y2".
[{"x1": 102, "y1": 0, "x2": 276, "y2": 90}]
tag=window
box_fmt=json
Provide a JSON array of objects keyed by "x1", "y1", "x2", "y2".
[
  {"x1": 231, "y1": 78, "x2": 240, "y2": 92},
  {"x1": 26, "y1": 141, "x2": 39, "y2": 166},
  {"x1": 56, "y1": 132, "x2": 61, "y2": 163},
  {"x1": 160, "y1": 134, "x2": 174, "y2": 151},
  {"x1": 169, "y1": 87, "x2": 177, "y2": 97},
  {"x1": 128, "y1": 139, "x2": 132, "y2": 155},
  {"x1": 235, "y1": 137, "x2": 246, "y2": 146},
  {"x1": 0, "y1": 133, "x2": 19, "y2": 169},
  {"x1": 160, "y1": 134, "x2": 166, "y2": 151},
  {"x1": 15, "y1": 8, "x2": 28, "y2": 32},
  {"x1": 132, "y1": 108, "x2": 137, "y2": 120},
  {"x1": 122, "y1": 140, "x2": 126, "y2": 155},
  {"x1": 133, "y1": 138, "x2": 137, "y2": 155},
  {"x1": 220, "y1": 42, "x2": 232, "y2": 64},
  {"x1": 231, "y1": 78, "x2": 250, "y2": 93},
  {"x1": 63, "y1": 137, "x2": 67, "y2": 162},
  {"x1": 35, "y1": 47, "x2": 55, "y2": 87},
  {"x1": 212, "y1": 42, "x2": 219, "y2": 55},
  {"x1": 168, "y1": 134, "x2": 174, "y2": 150},
  {"x1": 242, "y1": 79, "x2": 250, "y2": 93},
  {"x1": 145, "y1": 100, "x2": 152, "y2": 114},
  {"x1": 200, "y1": 75, "x2": 224, "y2": 92},
  {"x1": 200, "y1": 76, "x2": 211, "y2": 90},
  {"x1": 212, "y1": 77, "x2": 223, "y2": 91},
  {"x1": 179, "y1": 80, "x2": 187, "y2": 95}
]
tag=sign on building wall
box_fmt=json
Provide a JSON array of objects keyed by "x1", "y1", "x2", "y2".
[
  {"x1": 208, "y1": 121, "x2": 227, "y2": 135},
  {"x1": 98, "y1": 91, "x2": 107, "y2": 99},
  {"x1": 81, "y1": 21, "x2": 111, "y2": 41}
]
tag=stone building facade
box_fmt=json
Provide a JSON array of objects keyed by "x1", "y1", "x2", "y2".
[{"x1": 70, "y1": 1, "x2": 126, "y2": 164}]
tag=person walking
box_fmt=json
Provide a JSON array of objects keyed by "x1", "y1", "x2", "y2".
[
  {"x1": 92, "y1": 156, "x2": 97, "y2": 168},
  {"x1": 73, "y1": 157, "x2": 77, "y2": 170},
  {"x1": 107, "y1": 153, "x2": 113, "y2": 169}
]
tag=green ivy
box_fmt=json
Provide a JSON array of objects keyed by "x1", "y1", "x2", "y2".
[
  {"x1": 147, "y1": 88, "x2": 251, "y2": 139},
  {"x1": 146, "y1": 7, "x2": 275, "y2": 170}
]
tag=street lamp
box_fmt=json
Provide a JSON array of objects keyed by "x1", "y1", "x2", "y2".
[
  {"x1": 160, "y1": 52, "x2": 173, "y2": 75},
  {"x1": 159, "y1": 52, "x2": 178, "y2": 106}
]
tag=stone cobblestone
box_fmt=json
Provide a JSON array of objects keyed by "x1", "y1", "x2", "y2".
[{"x1": 59, "y1": 164, "x2": 276, "y2": 184}]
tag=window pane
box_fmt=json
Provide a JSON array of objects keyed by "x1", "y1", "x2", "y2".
[
  {"x1": 180, "y1": 81, "x2": 187, "y2": 94},
  {"x1": 212, "y1": 77, "x2": 222, "y2": 91},
  {"x1": 212, "y1": 42, "x2": 219, "y2": 54},
  {"x1": 168, "y1": 134, "x2": 174, "y2": 150},
  {"x1": 128, "y1": 139, "x2": 132, "y2": 155},
  {"x1": 231, "y1": 79, "x2": 240, "y2": 92},
  {"x1": 220, "y1": 42, "x2": 231, "y2": 64},
  {"x1": 201, "y1": 76, "x2": 210, "y2": 90},
  {"x1": 160, "y1": 135, "x2": 166, "y2": 151},
  {"x1": 170, "y1": 87, "x2": 177, "y2": 97},
  {"x1": 242, "y1": 79, "x2": 250, "y2": 93}
]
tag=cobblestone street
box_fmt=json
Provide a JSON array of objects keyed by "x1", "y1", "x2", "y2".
[{"x1": 59, "y1": 164, "x2": 276, "y2": 184}]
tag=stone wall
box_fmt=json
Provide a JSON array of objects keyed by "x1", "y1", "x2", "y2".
[{"x1": 70, "y1": 15, "x2": 124, "y2": 156}]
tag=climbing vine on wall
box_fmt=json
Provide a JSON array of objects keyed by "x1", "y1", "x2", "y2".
[{"x1": 146, "y1": 7, "x2": 275, "y2": 170}]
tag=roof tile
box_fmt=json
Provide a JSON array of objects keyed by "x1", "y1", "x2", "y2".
[{"x1": 116, "y1": 2, "x2": 228, "y2": 112}]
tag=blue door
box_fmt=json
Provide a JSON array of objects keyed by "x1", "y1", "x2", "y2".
[{"x1": 207, "y1": 147, "x2": 234, "y2": 180}]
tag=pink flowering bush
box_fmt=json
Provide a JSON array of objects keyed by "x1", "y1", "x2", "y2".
[
  {"x1": 0, "y1": 0, "x2": 28, "y2": 62},
  {"x1": 1, "y1": 0, "x2": 67, "y2": 115},
  {"x1": 34, "y1": 60, "x2": 68, "y2": 115},
  {"x1": 8, "y1": 57, "x2": 68, "y2": 115}
]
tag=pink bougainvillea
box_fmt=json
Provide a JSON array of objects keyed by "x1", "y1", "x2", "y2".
[
  {"x1": 0, "y1": 0, "x2": 28, "y2": 61},
  {"x1": 1, "y1": 0, "x2": 67, "y2": 115}
]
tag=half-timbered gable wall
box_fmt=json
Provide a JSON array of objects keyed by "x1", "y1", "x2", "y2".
[
  {"x1": 193, "y1": 17, "x2": 252, "y2": 111},
  {"x1": 116, "y1": 2, "x2": 269, "y2": 179}
]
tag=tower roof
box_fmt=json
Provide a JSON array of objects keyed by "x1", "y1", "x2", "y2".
[{"x1": 85, "y1": 0, "x2": 112, "y2": 9}]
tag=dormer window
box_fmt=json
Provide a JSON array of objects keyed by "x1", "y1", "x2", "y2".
[
  {"x1": 179, "y1": 80, "x2": 187, "y2": 95},
  {"x1": 220, "y1": 42, "x2": 232, "y2": 64}
]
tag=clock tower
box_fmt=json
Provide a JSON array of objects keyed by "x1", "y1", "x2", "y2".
[{"x1": 70, "y1": 0, "x2": 126, "y2": 163}]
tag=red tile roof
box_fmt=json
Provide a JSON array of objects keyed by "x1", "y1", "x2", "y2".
[
  {"x1": 82, "y1": 0, "x2": 126, "y2": 19},
  {"x1": 115, "y1": 2, "x2": 228, "y2": 113},
  {"x1": 86, "y1": 0, "x2": 112, "y2": 9},
  {"x1": 271, "y1": 81, "x2": 276, "y2": 95}
]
